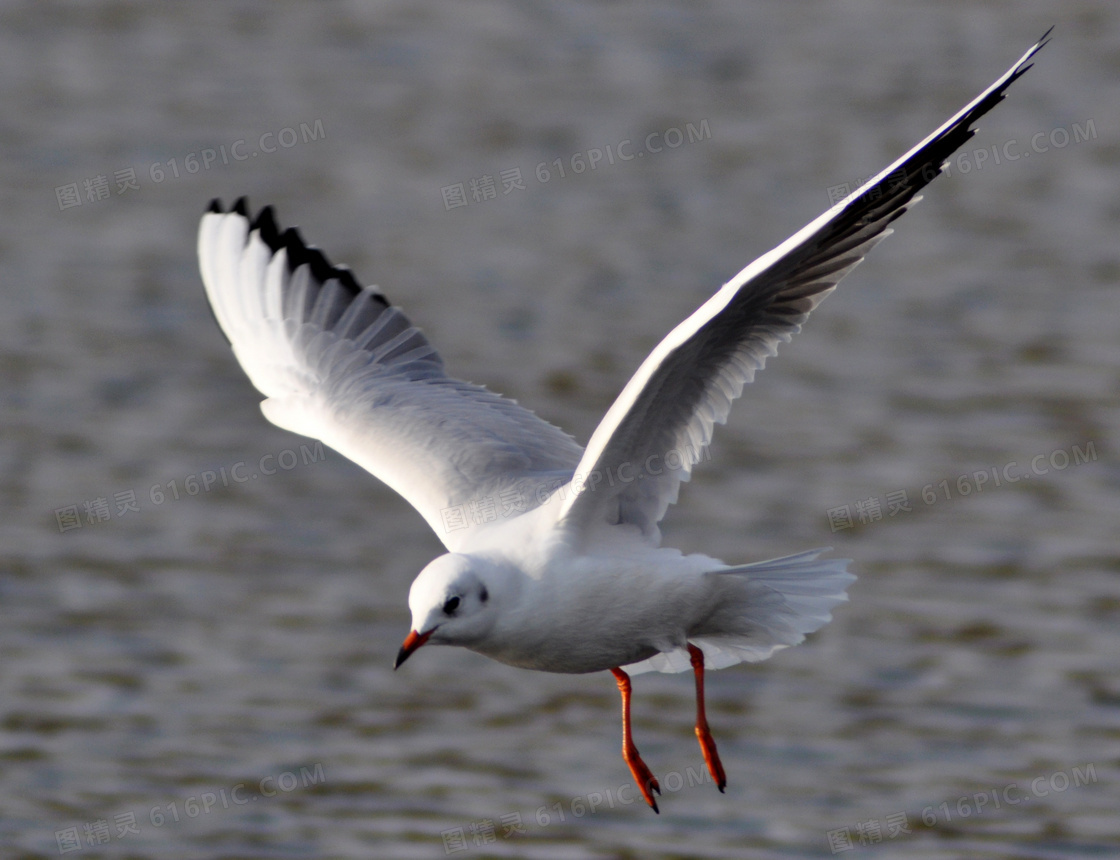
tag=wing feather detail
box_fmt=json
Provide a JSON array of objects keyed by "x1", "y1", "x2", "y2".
[
  {"x1": 559, "y1": 31, "x2": 1050, "y2": 542},
  {"x1": 198, "y1": 200, "x2": 583, "y2": 550}
]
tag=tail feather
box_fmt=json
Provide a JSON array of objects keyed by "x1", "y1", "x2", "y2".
[{"x1": 625, "y1": 549, "x2": 854, "y2": 675}]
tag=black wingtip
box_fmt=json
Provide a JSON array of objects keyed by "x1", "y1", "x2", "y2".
[
  {"x1": 280, "y1": 225, "x2": 312, "y2": 271},
  {"x1": 250, "y1": 205, "x2": 281, "y2": 249},
  {"x1": 1021, "y1": 26, "x2": 1053, "y2": 67},
  {"x1": 204, "y1": 197, "x2": 382, "y2": 303},
  {"x1": 1002, "y1": 27, "x2": 1052, "y2": 90},
  {"x1": 278, "y1": 225, "x2": 367, "y2": 297}
]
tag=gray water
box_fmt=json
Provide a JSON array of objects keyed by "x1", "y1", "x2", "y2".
[{"x1": 3, "y1": 2, "x2": 1119, "y2": 858}]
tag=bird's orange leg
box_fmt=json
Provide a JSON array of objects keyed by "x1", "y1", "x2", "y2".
[
  {"x1": 610, "y1": 667, "x2": 661, "y2": 812},
  {"x1": 688, "y1": 643, "x2": 727, "y2": 792}
]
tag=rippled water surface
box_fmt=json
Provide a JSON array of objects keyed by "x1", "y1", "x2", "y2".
[{"x1": 3, "y1": 2, "x2": 1119, "y2": 858}]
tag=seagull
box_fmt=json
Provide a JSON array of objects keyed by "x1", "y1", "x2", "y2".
[{"x1": 197, "y1": 31, "x2": 1048, "y2": 812}]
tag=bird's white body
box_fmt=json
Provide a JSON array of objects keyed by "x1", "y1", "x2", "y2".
[{"x1": 408, "y1": 507, "x2": 851, "y2": 674}]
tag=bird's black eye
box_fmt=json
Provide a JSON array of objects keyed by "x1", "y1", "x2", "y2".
[
  {"x1": 443, "y1": 596, "x2": 461, "y2": 615},
  {"x1": 479, "y1": 585, "x2": 489, "y2": 604}
]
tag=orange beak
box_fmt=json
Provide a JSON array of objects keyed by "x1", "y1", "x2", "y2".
[{"x1": 394, "y1": 628, "x2": 434, "y2": 669}]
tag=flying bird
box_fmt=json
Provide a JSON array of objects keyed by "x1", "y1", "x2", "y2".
[{"x1": 197, "y1": 31, "x2": 1048, "y2": 812}]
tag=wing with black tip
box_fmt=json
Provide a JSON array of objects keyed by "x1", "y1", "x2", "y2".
[
  {"x1": 198, "y1": 199, "x2": 583, "y2": 550},
  {"x1": 559, "y1": 31, "x2": 1050, "y2": 542}
]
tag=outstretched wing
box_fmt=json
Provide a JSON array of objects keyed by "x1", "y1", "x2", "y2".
[
  {"x1": 198, "y1": 199, "x2": 583, "y2": 550},
  {"x1": 559, "y1": 31, "x2": 1050, "y2": 542}
]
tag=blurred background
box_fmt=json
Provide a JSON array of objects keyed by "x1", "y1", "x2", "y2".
[{"x1": 2, "y1": 1, "x2": 1118, "y2": 857}]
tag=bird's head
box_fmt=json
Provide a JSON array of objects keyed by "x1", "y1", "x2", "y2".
[{"x1": 394, "y1": 553, "x2": 498, "y2": 669}]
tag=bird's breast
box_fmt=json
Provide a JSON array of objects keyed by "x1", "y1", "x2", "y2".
[{"x1": 471, "y1": 552, "x2": 715, "y2": 674}]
